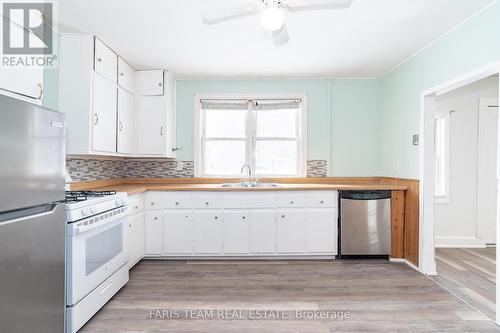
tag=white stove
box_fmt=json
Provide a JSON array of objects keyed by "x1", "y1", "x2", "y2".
[{"x1": 65, "y1": 190, "x2": 129, "y2": 333}]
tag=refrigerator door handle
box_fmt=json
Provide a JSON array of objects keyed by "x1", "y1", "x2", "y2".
[{"x1": 0, "y1": 203, "x2": 63, "y2": 226}]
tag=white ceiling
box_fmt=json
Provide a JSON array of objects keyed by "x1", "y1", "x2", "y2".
[{"x1": 57, "y1": 0, "x2": 495, "y2": 79}]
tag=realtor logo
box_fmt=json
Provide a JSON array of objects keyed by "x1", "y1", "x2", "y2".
[{"x1": 2, "y1": 2, "x2": 53, "y2": 55}]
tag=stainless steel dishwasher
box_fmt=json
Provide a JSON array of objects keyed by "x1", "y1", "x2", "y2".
[{"x1": 339, "y1": 191, "x2": 391, "y2": 258}]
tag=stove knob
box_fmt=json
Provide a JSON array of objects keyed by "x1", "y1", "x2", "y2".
[
  {"x1": 82, "y1": 208, "x2": 91, "y2": 216},
  {"x1": 115, "y1": 199, "x2": 122, "y2": 206},
  {"x1": 90, "y1": 207, "x2": 97, "y2": 214}
]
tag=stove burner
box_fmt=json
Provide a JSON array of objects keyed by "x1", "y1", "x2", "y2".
[{"x1": 65, "y1": 190, "x2": 117, "y2": 203}]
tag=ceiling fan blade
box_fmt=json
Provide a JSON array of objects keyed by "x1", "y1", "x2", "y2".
[
  {"x1": 203, "y1": 3, "x2": 259, "y2": 24},
  {"x1": 273, "y1": 24, "x2": 289, "y2": 45},
  {"x1": 287, "y1": 0, "x2": 353, "y2": 11}
]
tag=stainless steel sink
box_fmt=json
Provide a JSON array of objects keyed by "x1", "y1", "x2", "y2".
[{"x1": 220, "y1": 182, "x2": 280, "y2": 188}]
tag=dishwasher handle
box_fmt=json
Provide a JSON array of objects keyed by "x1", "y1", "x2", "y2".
[{"x1": 340, "y1": 190, "x2": 391, "y2": 200}]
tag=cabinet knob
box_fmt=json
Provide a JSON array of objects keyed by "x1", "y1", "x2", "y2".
[
  {"x1": 175, "y1": 202, "x2": 179, "y2": 206},
  {"x1": 320, "y1": 200, "x2": 324, "y2": 204},
  {"x1": 129, "y1": 224, "x2": 132, "y2": 228},
  {"x1": 242, "y1": 216, "x2": 246, "y2": 220},
  {"x1": 205, "y1": 202, "x2": 209, "y2": 205},
  {"x1": 281, "y1": 215, "x2": 285, "y2": 218},
  {"x1": 290, "y1": 201, "x2": 294, "y2": 204},
  {"x1": 135, "y1": 206, "x2": 139, "y2": 209},
  {"x1": 158, "y1": 82, "x2": 162, "y2": 86},
  {"x1": 120, "y1": 72, "x2": 124, "y2": 76},
  {"x1": 97, "y1": 57, "x2": 102, "y2": 62},
  {"x1": 150, "y1": 202, "x2": 155, "y2": 205},
  {"x1": 214, "y1": 216, "x2": 218, "y2": 220},
  {"x1": 154, "y1": 217, "x2": 158, "y2": 221}
]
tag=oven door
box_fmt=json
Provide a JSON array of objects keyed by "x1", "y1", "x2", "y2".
[{"x1": 67, "y1": 212, "x2": 128, "y2": 306}]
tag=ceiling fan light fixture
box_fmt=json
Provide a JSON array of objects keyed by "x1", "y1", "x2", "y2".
[{"x1": 260, "y1": 7, "x2": 285, "y2": 31}]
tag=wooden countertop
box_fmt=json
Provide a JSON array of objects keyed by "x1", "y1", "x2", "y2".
[{"x1": 71, "y1": 178, "x2": 408, "y2": 195}]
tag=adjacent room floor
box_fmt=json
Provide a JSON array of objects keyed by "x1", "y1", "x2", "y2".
[
  {"x1": 80, "y1": 260, "x2": 499, "y2": 333},
  {"x1": 431, "y1": 247, "x2": 496, "y2": 320}
]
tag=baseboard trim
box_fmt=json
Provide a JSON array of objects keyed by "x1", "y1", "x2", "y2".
[
  {"x1": 435, "y1": 237, "x2": 486, "y2": 248},
  {"x1": 389, "y1": 258, "x2": 433, "y2": 275}
]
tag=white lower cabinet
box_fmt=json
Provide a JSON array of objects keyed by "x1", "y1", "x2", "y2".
[
  {"x1": 142, "y1": 191, "x2": 338, "y2": 258},
  {"x1": 223, "y1": 211, "x2": 250, "y2": 254},
  {"x1": 307, "y1": 209, "x2": 338, "y2": 254},
  {"x1": 164, "y1": 211, "x2": 193, "y2": 254},
  {"x1": 250, "y1": 210, "x2": 277, "y2": 254},
  {"x1": 194, "y1": 211, "x2": 223, "y2": 254},
  {"x1": 144, "y1": 211, "x2": 162, "y2": 255},
  {"x1": 127, "y1": 212, "x2": 144, "y2": 268},
  {"x1": 277, "y1": 210, "x2": 306, "y2": 253}
]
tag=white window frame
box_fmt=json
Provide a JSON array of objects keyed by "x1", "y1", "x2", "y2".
[
  {"x1": 194, "y1": 94, "x2": 307, "y2": 178},
  {"x1": 434, "y1": 110, "x2": 450, "y2": 204}
]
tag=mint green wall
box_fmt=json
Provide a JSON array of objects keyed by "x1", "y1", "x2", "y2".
[
  {"x1": 176, "y1": 78, "x2": 381, "y2": 176},
  {"x1": 379, "y1": 2, "x2": 500, "y2": 178}
]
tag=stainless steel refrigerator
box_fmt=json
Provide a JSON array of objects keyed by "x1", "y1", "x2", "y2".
[{"x1": 0, "y1": 95, "x2": 66, "y2": 333}]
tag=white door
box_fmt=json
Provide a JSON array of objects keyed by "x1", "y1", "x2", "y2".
[
  {"x1": 277, "y1": 209, "x2": 306, "y2": 253},
  {"x1": 127, "y1": 212, "x2": 144, "y2": 268},
  {"x1": 137, "y1": 96, "x2": 166, "y2": 155},
  {"x1": 92, "y1": 74, "x2": 117, "y2": 153},
  {"x1": 144, "y1": 211, "x2": 162, "y2": 255},
  {"x1": 94, "y1": 38, "x2": 118, "y2": 83},
  {"x1": 194, "y1": 211, "x2": 223, "y2": 254},
  {"x1": 306, "y1": 209, "x2": 337, "y2": 254},
  {"x1": 164, "y1": 211, "x2": 193, "y2": 254},
  {"x1": 250, "y1": 210, "x2": 276, "y2": 254},
  {"x1": 0, "y1": 16, "x2": 44, "y2": 102},
  {"x1": 138, "y1": 70, "x2": 164, "y2": 96},
  {"x1": 223, "y1": 211, "x2": 250, "y2": 254},
  {"x1": 117, "y1": 87, "x2": 135, "y2": 154},
  {"x1": 477, "y1": 98, "x2": 499, "y2": 244}
]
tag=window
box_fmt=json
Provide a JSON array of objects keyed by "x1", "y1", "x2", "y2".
[
  {"x1": 195, "y1": 96, "x2": 306, "y2": 177},
  {"x1": 434, "y1": 112, "x2": 450, "y2": 203}
]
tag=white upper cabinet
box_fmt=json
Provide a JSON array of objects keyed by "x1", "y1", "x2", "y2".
[
  {"x1": 138, "y1": 70, "x2": 164, "y2": 96},
  {"x1": 94, "y1": 38, "x2": 118, "y2": 83},
  {"x1": 118, "y1": 57, "x2": 136, "y2": 93},
  {"x1": 92, "y1": 74, "x2": 117, "y2": 152},
  {"x1": 117, "y1": 87, "x2": 135, "y2": 154},
  {"x1": 137, "y1": 70, "x2": 176, "y2": 158},
  {"x1": 0, "y1": 16, "x2": 44, "y2": 103}
]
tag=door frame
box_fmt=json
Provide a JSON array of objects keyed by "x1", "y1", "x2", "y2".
[{"x1": 419, "y1": 59, "x2": 500, "y2": 323}]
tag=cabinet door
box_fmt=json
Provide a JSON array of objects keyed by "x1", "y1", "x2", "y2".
[
  {"x1": 118, "y1": 57, "x2": 136, "y2": 93},
  {"x1": 0, "y1": 16, "x2": 44, "y2": 101},
  {"x1": 194, "y1": 211, "x2": 223, "y2": 254},
  {"x1": 138, "y1": 70, "x2": 164, "y2": 96},
  {"x1": 127, "y1": 212, "x2": 144, "y2": 268},
  {"x1": 250, "y1": 210, "x2": 276, "y2": 254},
  {"x1": 223, "y1": 211, "x2": 249, "y2": 254},
  {"x1": 94, "y1": 37, "x2": 117, "y2": 83},
  {"x1": 144, "y1": 211, "x2": 162, "y2": 255},
  {"x1": 306, "y1": 209, "x2": 337, "y2": 254},
  {"x1": 137, "y1": 96, "x2": 166, "y2": 155},
  {"x1": 164, "y1": 211, "x2": 193, "y2": 254},
  {"x1": 117, "y1": 87, "x2": 135, "y2": 154},
  {"x1": 277, "y1": 210, "x2": 306, "y2": 253},
  {"x1": 92, "y1": 74, "x2": 117, "y2": 153}
]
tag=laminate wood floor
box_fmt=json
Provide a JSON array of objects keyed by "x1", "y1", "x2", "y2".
[
  {"x1": 80, "y1": 260, "x2": 499, "y2": 333},
  {"x1": 430, "y1": 247, "x2": 496, "y2": 321}
]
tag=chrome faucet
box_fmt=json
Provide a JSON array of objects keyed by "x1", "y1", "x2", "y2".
[{"x1": 240, "y1": 163, "x2": 253, "y2": 183}]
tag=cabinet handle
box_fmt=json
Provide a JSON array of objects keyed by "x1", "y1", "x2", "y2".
[
  {"x1": 97, "y1": 57, "x2": 102, "y2": 63},
  {"x1": 160, "y1": 126, "x2": 164, "y2": 136},
  {"x1": 93, "y1": 113, "x2": 99, "y2": 125},
  {"x1": 119, "y1": 121, "x2": 123, "y2": 132},
  {"x1": 120, "y1": 72, "x2": 124, "y2": 77},
  {"x1": 37, "y1": 83, "x2": 43, "y2": 100}
]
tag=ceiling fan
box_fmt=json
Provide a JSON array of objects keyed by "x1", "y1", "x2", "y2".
[{"x1": 203, "y1": 0, "x2": 353, "y2": 45}]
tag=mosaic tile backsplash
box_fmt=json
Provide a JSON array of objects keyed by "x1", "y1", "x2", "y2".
[{"x1": 67, "y1": 159, "x2": 327, "y2": 182}]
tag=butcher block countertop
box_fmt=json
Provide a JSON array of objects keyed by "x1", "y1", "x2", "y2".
[{"x1": 71, "y1": 178, "x2": 408, "y2": 195}]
